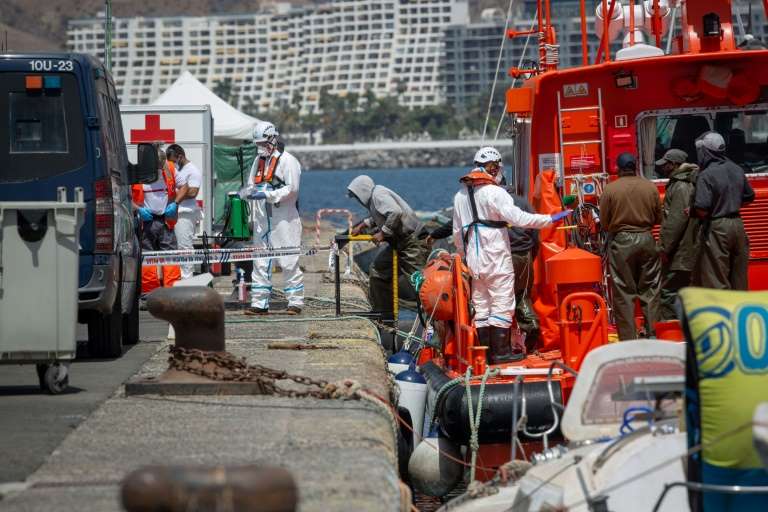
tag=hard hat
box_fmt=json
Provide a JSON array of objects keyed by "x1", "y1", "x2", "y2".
[
  {"x1": 252, "y1": 121, "x2": 279, "y2": 143},
  {"x1": 473, "y1": 146, "x2": 502, "y2": 165}
]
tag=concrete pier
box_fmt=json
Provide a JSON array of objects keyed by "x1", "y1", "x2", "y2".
[{"x1": 1, "y1": 228, "x2": 402, "y2": 511}]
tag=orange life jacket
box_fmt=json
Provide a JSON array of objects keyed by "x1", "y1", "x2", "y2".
[
  {"x1": 253, "y1": 154, "x2": 283, "y2": 186},
  {"x1": 460, "y1": 169, "x2": 497, "y2": 186},
  {"x1": 132, "y1": 162, "x2": 177, "y2": 206},
  {"x1": 460, "y1": 168, "x2": 508, "y2": 247}
]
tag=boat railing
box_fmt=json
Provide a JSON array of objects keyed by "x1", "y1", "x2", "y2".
[
  {"x1": 512, "y1": 361, "x2": 580, "y2": 454},
  {"x1": 652, "y1": 482, "x2": 768, "y2": 512}
]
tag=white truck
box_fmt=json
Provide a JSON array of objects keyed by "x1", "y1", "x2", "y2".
[{"x1": 120, "y1": 105, "x2": 215, "y2": 236}]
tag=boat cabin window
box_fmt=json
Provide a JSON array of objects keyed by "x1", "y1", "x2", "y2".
[
  {"x1": 512, "y1": 117, "x2": 531, "y2": 197},
  {"x1": 638, "y1": 106, "x2": 768, "y2": 179},
  {"x1": 582, "y1": 357, "x2": 683, "y2": 425}
]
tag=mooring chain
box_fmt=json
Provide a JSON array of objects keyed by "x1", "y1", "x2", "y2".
[{"x1": 168, "y1": 346, "x2": 362, "y2": 399}]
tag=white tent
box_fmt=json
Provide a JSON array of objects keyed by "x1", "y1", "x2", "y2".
[{"x1": 152, "y1": 71, "x2": 260, "y2": 144}]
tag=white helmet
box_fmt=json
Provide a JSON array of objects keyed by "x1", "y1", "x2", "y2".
[
  {"x1": 252, "y1": 121, "x2": 278, "y2": 144},
  {"x1": 473, "y1": 146, "x2": 502, "y2": 165}
]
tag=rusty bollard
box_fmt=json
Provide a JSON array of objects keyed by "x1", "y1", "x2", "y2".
[
  {"x1": 147, "y1": 286, "x2": 225, "y2": 352},
  {"x1": 121, "y1": 465, "x2": 298, "y2": 512}
]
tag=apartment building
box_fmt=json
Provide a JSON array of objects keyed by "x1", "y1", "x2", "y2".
[
  {"x1": 68, "y1": 0, "x2": 768, "y2": 111},
  {"x1": 443, "y1": 3, "x2": 608, "y2": 110},
  {"x1": 68, "y1": 0, "x2": 469, "y2": 110}
]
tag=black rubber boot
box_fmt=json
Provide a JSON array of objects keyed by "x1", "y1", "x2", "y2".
[
  {"x1": 476, "y1": 327, "x2": 491, "y2": 347},
  {"x1": 490, "y1": 327, "x2": 523, "y2": 364},
  {"x1": 524, "y1": 328, "x2": 541, "y2": 354}
]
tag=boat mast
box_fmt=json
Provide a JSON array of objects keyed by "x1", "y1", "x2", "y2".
[
  {"x1": 579, "y1": 0, "x2": 588, "y2": 65},
  {"x1": 104, "y1": 0, "x2": 112, "y2": 71}
]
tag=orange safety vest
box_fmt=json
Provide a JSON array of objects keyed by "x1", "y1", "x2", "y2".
[
  {"x1": 460, "y1": 169, "x2": 497, "y2": 187},
  {"x1": 253, "y1": 154, "x2": 282, "y2": 186},
  {"x1": 132, "y1": 161, "x2": 177, "y2": 207}
]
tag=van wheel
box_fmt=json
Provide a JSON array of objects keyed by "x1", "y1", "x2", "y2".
[
  {"x1": 123, "y1": 267, "x2": 141, "y2": 345},
  {"x1": 87, "y1": 286, "x2": 123, "y2": 358}
]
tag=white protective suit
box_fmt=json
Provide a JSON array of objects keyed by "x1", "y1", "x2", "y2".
[
  {"x1": 247, "y1": 149, "x2": 304, "y2": 309},
  {"x1": 452, "y1": 179, "x2": 551, "y2": 329}
]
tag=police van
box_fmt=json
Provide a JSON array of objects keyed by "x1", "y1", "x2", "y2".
[{"x1": 0, "y1": 53, "x2": 157, "y2": 358}]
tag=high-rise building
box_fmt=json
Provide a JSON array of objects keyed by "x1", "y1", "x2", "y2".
[
  {"x1": 67, "y1": 0, "x2": 470, "y2": 110},
  {"x1": 68, "y1": 1, "x2": 768, "y2": 112},
  {"x1": 443, "y1": 4, "x2": 608, "y2": 110}
]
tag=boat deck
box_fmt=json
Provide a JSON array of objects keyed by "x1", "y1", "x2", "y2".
[{"x1": 1, "y1": 227, "x2": 402, "y2": 512}]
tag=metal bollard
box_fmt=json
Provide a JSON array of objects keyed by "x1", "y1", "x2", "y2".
[
  {"x1": 146, "y1": 287, "x2": 225, "y2": 352},
  {"x1": 121, "y1": 465, "x2": 298, "y2": 512}
]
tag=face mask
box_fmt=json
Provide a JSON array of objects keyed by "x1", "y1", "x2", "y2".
[
  {"x1": 696, "y1": 144, "x2": 706, "y2": 165},
  {"x1": 257, "y1": 144, "x2": 272, "y2": 158},
  {"x1": 486, "y1": 162, "x2": 503, "y2": 184}
]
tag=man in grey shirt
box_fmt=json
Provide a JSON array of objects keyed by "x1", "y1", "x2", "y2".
[
  {"x1": 693, "y1": 131, "x2": 755, "y2": 290},
  {"x1": 347, "y1": 175, "x2": 429, "y2": 321}
]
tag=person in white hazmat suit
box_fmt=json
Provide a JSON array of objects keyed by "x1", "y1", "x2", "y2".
[
  {"x1": 452, "y1": 147, "x2": 572, "y2": 363},
  {"x1": 239, "y1": 121, "x2": 304, "y2": 315}
]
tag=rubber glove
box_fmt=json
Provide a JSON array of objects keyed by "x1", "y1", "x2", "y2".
[
  {"x1": 550, "y1": 209, "x2": 573, "y2": 222},
  {"x1": 248, "y1": 191, "x2": 267, "y2": 201},
  {"x1": 137, "y1": 207, "x2": 153, "y2": 222},
  {"x1": 164, "y1": 202, "x2": 178, "y2": 219}
]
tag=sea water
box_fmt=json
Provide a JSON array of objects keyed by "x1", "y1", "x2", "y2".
[{"x1": 298, "y1": 166, "x2": 466, "y2": 220}]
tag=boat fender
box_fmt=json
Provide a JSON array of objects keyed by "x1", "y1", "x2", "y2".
[
  {"x1": 408, "y1": 427, "x2": 464, "y2": 497},
  {"x1": 388, "y1": 350, "x2": 414, "y2": 376},
  {"x1": 396, "y1": 364, "x2": 428, "y2": 446},
  {"x1": 421, "y1": 361, "x2": 562, "y2": 443}
]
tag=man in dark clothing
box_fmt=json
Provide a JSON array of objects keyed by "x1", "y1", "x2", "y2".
[
  {"x1": 693, "y1": 131, "x2": 755, "y2": 290},
  {"x1": 428, "y1": 191, "x2": 541, "y2": 351},
  {"x1": 504, "y1": 190, "x2": 541, "y2": 352},
  {"x1": 657, "y1": 148, "x2": 700, "y2": 320},
  {"x1": 347, "y1": 175, "x2": 429, "y2": 319},
  {"x1": 599, "y1": 153, "x2": 662, "y2": 341}
]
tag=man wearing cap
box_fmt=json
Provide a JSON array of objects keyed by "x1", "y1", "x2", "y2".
[
  {"x1": 693, "y1": 131, "x2": 755, "y2": 289},
  {"x1": 657, "y1": 148, "x2": 699, "y2": 319},
  {"x1": 599, "y1": 153, "x2": 662, "y2": 340}
]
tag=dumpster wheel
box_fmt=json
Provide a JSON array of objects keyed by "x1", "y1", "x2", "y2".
[{"x1": 36, "y1": 363, "x2": 69, "y2": 394}]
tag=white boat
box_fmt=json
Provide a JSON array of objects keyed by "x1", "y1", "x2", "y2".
[{"x1": 438, "y1": 340, "x2": 694, "y2": 511}]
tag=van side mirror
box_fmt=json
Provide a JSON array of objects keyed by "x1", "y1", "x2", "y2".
[{"x1": 129, "y1": 142, "x2": 159, "y2": 184}]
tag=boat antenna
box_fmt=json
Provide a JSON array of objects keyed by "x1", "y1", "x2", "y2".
[
  {"x1": 481, "y1": 0, "x2": 517, "y2": 144},
  {"x1": 104, "y1": 0, "x2": 112, "y2": 71},
  {"x1": 735, "y1": 0, "x2": 748, "y2": 43},
  {"x1": 665, "y1": 4, "x2": 678, "y2": 54},
  {"x1": 493, "y1": 12, "x2": 537, "y2": 143}
]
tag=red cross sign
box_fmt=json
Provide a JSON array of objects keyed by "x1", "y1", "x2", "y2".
[{"x1": 130, "y1": 114, "x2": 176, "y2": 144}]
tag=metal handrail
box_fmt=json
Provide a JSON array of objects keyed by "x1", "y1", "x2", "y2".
[
  {"x1": 334, "y1": 234, "x2": 398, "y2": 325},
  {"x1": 652, "y1": 481, "x2": 768, "y2": 512}
]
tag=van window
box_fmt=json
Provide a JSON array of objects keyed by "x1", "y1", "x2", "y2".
[
  {"x1": 10, "y1": 93, "x2": 69, "y2": 153},
  {"x1": 0, "y1": 73, "x2": 86, "y2": 183}
]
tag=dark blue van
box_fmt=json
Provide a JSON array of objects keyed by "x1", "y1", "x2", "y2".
[{"x1": 0, "y1": 53, "x2": 157, "y2": 357}]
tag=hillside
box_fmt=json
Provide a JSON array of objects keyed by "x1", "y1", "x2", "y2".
[
  {"x1": 0, "y1": 0, "x2": 507, "y2": 52},
  {"x1": 0, "y1": 0, "x2": 269, "y2": 52}
]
